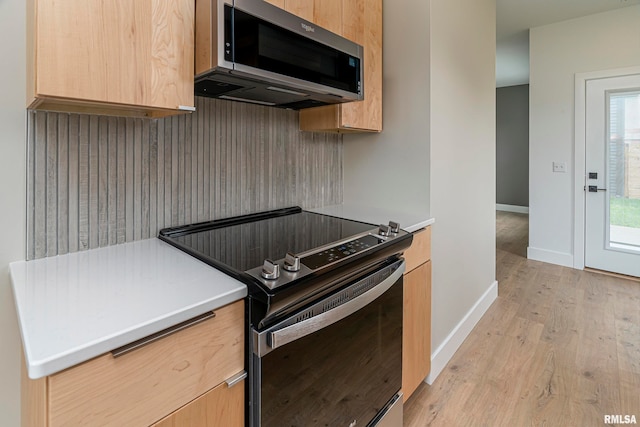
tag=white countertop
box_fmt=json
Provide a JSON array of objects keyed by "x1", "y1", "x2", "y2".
[
  {"x1": 10, "y1": 238, "x2": 247, "y2": 379},
  {"x1": 310, "y1": 204, "x2": 434, "y2": 233}
]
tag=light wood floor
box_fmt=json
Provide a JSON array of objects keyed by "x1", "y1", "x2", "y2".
[{"x1": 404, "y1": 211, "x2": 640, "y2": 426}]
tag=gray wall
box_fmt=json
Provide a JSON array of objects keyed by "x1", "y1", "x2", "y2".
[
  {"x1": 496, "y1": 84, "x2": 529, "y2": 207},
  {"x1": 26, "y1": 98, "x2": 342, "y2": 260}
]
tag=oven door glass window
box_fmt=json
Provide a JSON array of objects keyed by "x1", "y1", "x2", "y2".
[{"x1": 256, "y1": 279, "x2": 402, "y2": 427}]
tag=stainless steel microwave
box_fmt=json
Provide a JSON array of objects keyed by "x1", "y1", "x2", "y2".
[{"x1": 194, "y1": 0, "x2": 364, "y2": 109}]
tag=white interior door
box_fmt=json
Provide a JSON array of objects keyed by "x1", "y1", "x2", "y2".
[{"x1": 585, "y1": 74, "x2": 640, "y2": 278}]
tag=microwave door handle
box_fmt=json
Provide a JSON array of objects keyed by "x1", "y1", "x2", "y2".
[{"x1": 267, "y1": 261, "x2": 405, "y2": 351}]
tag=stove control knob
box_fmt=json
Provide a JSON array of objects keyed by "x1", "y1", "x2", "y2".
[
  {"x1": 378, "y1": 224, "x2": 390, "y2": 237},
  {"x1": 261, "y1": 259, "x2": 280, "y2": 280},
  {"x1": 283, "y1": 252, "x2": 301, "y2": 272},
  {"x1": 388, "y1": 221, "x2": 400, "y2": 234}
]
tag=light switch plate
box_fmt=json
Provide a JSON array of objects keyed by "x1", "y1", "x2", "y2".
[{"x1": 553, "y1": 162, "x2": 567, "y2": 173}]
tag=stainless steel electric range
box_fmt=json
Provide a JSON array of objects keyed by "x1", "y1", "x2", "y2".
[{"x1": 159, "y1": 207, "x2": 412, "y2": 427}]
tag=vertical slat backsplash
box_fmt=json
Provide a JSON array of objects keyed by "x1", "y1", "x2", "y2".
[{"x1": 26, "y1": 97, "x2": 343, "y2": 260}]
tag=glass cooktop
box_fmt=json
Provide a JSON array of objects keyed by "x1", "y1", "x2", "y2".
[{"x1": 159, "y1": 208, "x2": 374, "y2": 273}]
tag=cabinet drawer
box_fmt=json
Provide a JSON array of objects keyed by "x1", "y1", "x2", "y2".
[
  {"x1": 404, "y1": 227, "x2": 431, "y2": 273},
  {"x1": 152, "y1": 377, "x2": 245, "y2": 427},
  {"x1": 48, "y1": 300, "x2": 244, "y2": 427}
]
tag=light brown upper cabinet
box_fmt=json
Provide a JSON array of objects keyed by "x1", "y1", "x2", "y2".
[
  {"x1": 310, "y1": 0, "x2": 343, "y2": 35},
  {"x1": 271, "y1": 0, "x2": 344, "y2": 49},
  {"x1": 281, "y1": 0, "x2": 314, "y2": 21},
  {"x1": 264, "y1": 0, "x2": 286, "y2": 8},
  {"x1": 27, "y1": 0, "x2": 195, "y2": 118},
  {"x1": 269, "y1": 0, "x2": 382, "y2": 133}
]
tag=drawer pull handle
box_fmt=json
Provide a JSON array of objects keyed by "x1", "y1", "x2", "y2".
[
  {"x1": 225, "y1": 371, "x2": 247, "y2": 388},
  {"x1": 111, "y1": 311, "x2": 216, "y2": 358}
]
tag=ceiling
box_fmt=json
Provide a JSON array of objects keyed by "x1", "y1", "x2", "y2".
[{"x1": 496, "y1": 0, "x2": 640, "y2": 87}]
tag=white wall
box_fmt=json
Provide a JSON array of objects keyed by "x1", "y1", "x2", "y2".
[
  {"x1": 343, "y1": 0, "x2": 430, "y2": 216},
  {"x1": 529, "y1": 5, "x2": 640, "y2": 267},
  {"x1": 0, "y1": 0, "x2": 27, "y2": 424},
  {"x1": 345, "y1": 0, "x2": 496, "y2": 381},
  {"x1": 429, "y1": 0, "x2": 496, "y2": 363}
]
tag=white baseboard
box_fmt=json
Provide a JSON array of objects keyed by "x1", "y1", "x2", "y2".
[
  {"x1": 425, "y1": 280, "x2": 498, "y2": 385},
  {"x1": 527, "y1": 246, "x2": 573, "y2": 268},
  {"x1": 496, "y1": 204, "x2": 529, "y2": 214}
]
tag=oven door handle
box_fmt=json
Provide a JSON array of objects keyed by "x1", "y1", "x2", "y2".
[{"x1": 265, "y1": 261, "x2": 405, "y2": 352}]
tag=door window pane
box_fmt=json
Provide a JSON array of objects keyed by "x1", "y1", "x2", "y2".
[{"x1": 608, "y1": 90, "x2": 640, "y2": 252}]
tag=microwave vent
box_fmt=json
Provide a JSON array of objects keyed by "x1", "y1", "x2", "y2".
[
  {"x1": 280, "y1": 99, "x2": 329, "y2": 110},
  {"x1": 195, "y1": 79, "x2": 243, "y2": 97}
]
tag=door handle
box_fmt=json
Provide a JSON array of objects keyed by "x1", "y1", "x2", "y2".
[
  {"x1": 252, "y1": 259, "x2": 405, "y2": 357},
  {"x1": 225, "y1": 371, "x2": 247, "y2": 388},
  {"x1": 111, "y1": 311, "x2": 215, "y2": 358},
  {"x1": 267, "y1": 262, "x2": 404, "y2": 350},
  {"x1": 587, "y1": 185, "x2": 607, "y2": 193}
]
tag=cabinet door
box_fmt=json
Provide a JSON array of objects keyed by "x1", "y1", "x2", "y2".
[
  {"x1": 312, "y1": 0, "x2": 342, "y2": 35},
  {"x1": 147, "y1": 0, "x2": 195, "y2": 111},
  {"x1": 402, "y1": 261, "x2": 432, "y2": 402},
  {"x1": 284, "y1": 0, "x2": 314, "y2": 21},
  {"x1": 341, "y1": 0, "x2": 364, "y2": 44},
  {"x1": 152, "y1": 378, "x2": 245, "y2": 427},
  {"x1": 340, "y1": 0, "x2": 382, "y2": 131},
  {"x1": 279, "y1": 0, "x2": 342, "y2": 35},
  {"x1": 31, "y1": 0, "x2": 194, "y2": 117},
  {"x1": 264, "y1": 0, "x2": 286, "y2": 8}
]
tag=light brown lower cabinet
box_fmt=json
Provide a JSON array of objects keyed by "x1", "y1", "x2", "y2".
[
  {"x1": 22, "y1": 300, "x2": 244, "y2": 427},
  {"x1": 402, "y1": 260, "x2": 432, "y2": 402},
  {"x1": 402, "y1": 227, "x2": 432, "y2": 402},
  {"x1": 152, "y1": 377, "x2": 244, "y2": 427}
]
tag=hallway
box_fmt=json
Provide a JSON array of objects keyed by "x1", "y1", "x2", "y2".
[{"x1": 404, "y1": 211, "x2": 640, "y2": 426}]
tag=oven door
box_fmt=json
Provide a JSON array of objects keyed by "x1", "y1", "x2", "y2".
[{"x1": 250, "y1": 259, "x2": 404, "y2": 427}]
